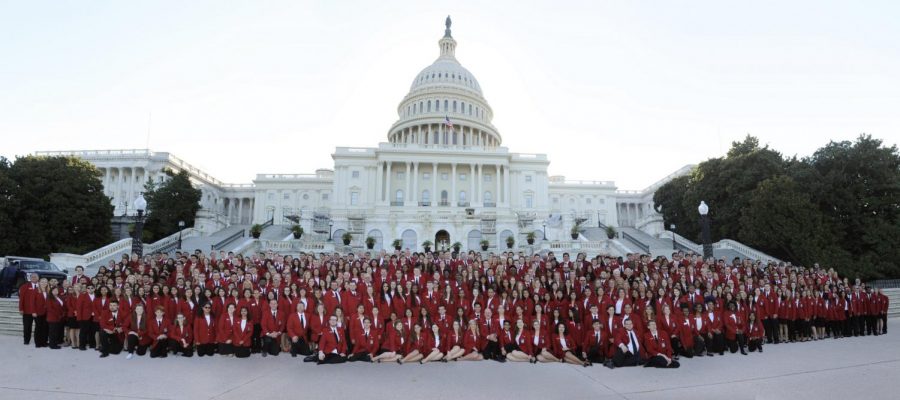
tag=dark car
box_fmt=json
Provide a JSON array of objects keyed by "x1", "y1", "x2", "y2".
[{"x1": 0, "y1": 257, "x2": 69, "y2": 297}]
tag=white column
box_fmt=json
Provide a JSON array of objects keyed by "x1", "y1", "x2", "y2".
[
  {"x1": 451, "y1": 163, "x2": 457, "y2": 207},
  {"x1": 503, "y1": 165, "x2": 510, "y2": 206},
  {"x1": 476, "y1": 164, "x2": 482, "y2": 205},
  {"x1": 375, "y1": 162, "x2": 383, "y2": 204},
  {"x1": 405, "y1": 162, "x2": 411, "y2": 202},
  {"x1": 412, "y1": 162, "x2": 418, "y2": 203},
  {"x1": 432, "y1": 163, "x2": 438, "y2": 207},
  {"x1": 469, "y1": 164, "x2": 475, "y2": 205},
  {"x1": 238, "y1": 198, "x2": 244, "y2": 224},
  {"x1": 103, "y1": 168, "x2": 111, "y2": 195}
]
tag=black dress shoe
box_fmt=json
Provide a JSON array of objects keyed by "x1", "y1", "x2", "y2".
[{"x1": 99, "y1": 353, "x2": 109, "y2": 358}]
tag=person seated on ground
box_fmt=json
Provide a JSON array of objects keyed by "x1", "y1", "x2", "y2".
[
  {"x1": 642, "y1": 320, "x2": 680, "y2": 368},
  {"x1": 317, "y1": 315, "x2": 348, "y2": 364},
  {"x1": 608, "y1": 318, "x2": 642, "y2": 368}
]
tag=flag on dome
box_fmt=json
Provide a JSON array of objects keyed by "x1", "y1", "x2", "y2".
[{"x1": 444, "y1": 115, "x2": 454, "y2": 132}]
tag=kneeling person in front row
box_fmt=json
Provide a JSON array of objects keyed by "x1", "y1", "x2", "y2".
[
  {"x1": 643, "y1": 321, "x2": 679, "y2": 368},
  {"x1": 609, "y1": 319, "x2": 642, "y2": 368},
  {"x1": 318, "y1": 315, "x2": 347, "y2": 364}
]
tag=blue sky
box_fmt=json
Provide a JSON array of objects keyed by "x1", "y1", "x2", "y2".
[{"x1": 1, "y1": 0, "x2": 898, "y2": 189}]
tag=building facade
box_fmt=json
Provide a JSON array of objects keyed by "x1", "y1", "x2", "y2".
[{"x1": 36, "y1": 18, "x2": 689, "y2": 252}]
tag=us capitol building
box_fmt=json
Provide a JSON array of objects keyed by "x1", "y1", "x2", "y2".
[{"x1": 38, "y1": 17, "x2": 691, "y2": 254}]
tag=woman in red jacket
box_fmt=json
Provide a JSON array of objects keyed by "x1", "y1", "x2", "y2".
[
  {"x1": 217, "y1": 303, "x2": 237, "y2": 357},
  {"x1": 233, "y1": 306, "x2": 253, "y2": 358},
  {"x1": 505, "y1": 319, "x2": 534, "y2": 363},
  {"x1": 65, "y1": 285, "x2": 80, "y2": 349},
  {"x1": 30, "y1": 279, "x2": 50, "y2": 348},
  {"x1": 442, "y1": 320, "x2": 465, "y2": 361},
  {"x1": 400, "y1": 323, "x2": 425, "y2": 364},
  {"x1": 169, "y1": 312, "x2": 193, "y2": 357},
  {"x1": 723, "y1": 301, "x2": 748, "y2": 355},
  {"x1": 194, "y1": 303, "x2": 216, "y2": 357},
  {"x1": 419, "y1": 323, "x2": 444, "y2": 363},
  {"x1": 372, "y1": 321, "x2": 406, "y2": 363},
  {"x1": 533, "y1": 319, "x2": 558, "y2": 363},
  {"x1": 551, "y1": 322, "x2": 586, "y2": 366},
  {"x1": 125, "y1": 303, "x2": 151, "y2": 359},
  {"x1": 46, "y1": 286, "x2": 66, "y2": 349},
  {"x1": 460, "y1": 319, "x2": 484, "y2": 361},
  {"x1": 747, "y1": 311, "x2": 765, "y2": 353}
]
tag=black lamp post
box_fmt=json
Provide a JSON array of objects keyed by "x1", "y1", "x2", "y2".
[
  {"x1": 597, "y1": 211, "x2": 601, "y2": 228},
  {"x1": 177, "y1": 220, "x2": 185, "y2": 250},
  {"x1": 328, "y1": 221, "x2": 334, "y2": 242},
  {"x1": 542, "y1": 223, "x2": 547, "y2": 241},
  {"x1": 132, "y1": 193, "x2": 147, "y2": 257},
  {"x1": 670, "y1": 223, "x2": 676, "y2": 250},
  {"x1": 698, "y1": 201, "x2": 712, "y2": 260}
]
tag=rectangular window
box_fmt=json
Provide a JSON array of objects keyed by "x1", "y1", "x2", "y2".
[
  {"x1": 322, "y1": 193, "x2": 329, "y2": 200},
  {"x1": 423, "y1": 173, "x2": 431, "y2": 180},
  {"x1": 459, "y1": 173, "x2": 467, "y2": 181},
  {"x1": 397, "y1": 172, "x2": 405, "y2": 179},
  {"x1": 441, "y1": 173, "x2": 449, "y2": 181},
  {"x1": 525, "y1": 175, "x2": 532, "y2": 183},
  {"x1": 484, "y1": 174, "x2": 492, "y2": 182},
  {"x1": 351, "y1": 171, "x2": 359, "y2": 179},
  {"x1": 350, "y1": 192, "x2": 359, "y2": 206},
  {"x1": 267, "y1": 193, "x2": 275, "y2": 201},
  {"x1": 283, "y1": 192, "x2": 290, "y2": 200},
  {"x1": 525, "y1": 195, "x2": 533, "y2": 208}
]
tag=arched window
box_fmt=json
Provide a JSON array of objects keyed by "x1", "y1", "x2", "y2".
[
  {"x1": 422, "y1": 190, "x2": 430, "y2": 203},
  {"x1": 427, "y1": 101, "x2": 431, "y2": 112},
  {"x1": 468, "y1": 104, "x2": 472, "y2": 115},
  {"x1": 459, "y1": 191, "x2": 467, "y2": 202},
  {"x1": 444, "y1": 100, "x2": 448, "y2": 111},
  {"x1": 412, "y1": 104, "x2": 416, "y2": 114},
  {"x1": 395, "y1": 190, "x2": 404, "y2": 203},
  {"x1": 441, "y1": 190, "x2": 449, "y2": 203},
  {"x1": 461, "y1": 102, "x2": 465, "y2": 114},
  {"x1": 453, "y1": 100, "x2": 457, "y2": 113}
]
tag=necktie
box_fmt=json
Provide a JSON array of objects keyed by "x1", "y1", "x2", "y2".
[
  {"x1": 333, "y1": 328, "x2": 340, "y2": 342},
  {"x1": 629, "y1": 331, "x2": 637, "y2": 354}
]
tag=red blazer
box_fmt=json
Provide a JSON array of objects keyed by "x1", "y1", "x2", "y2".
[
  {"x1": 232, "y1": 318, "x2": 253, "y2": 347},
  {"x1": 148, "y1": 317, "x2": 170, "y2": 345},
  {"x1": 723, "y1": 311, "x2": 745, "y2": 341},
  {"x1": 126, "y1": 314, "x2": 152, "y2": 346},
  {"x1": 463, "y1": 329, "x2": 483, "y2": 353},
  {"x1": 550, "y1": 333, "x2": 577, "y2": 358},
  {"x1": 76, "y1": 294, "x2": 95, "y2": 322},
  {"x1": 170, "y1": 322, "x2": 193, "y2": 345},
  {"x1": 582, "y1": 328, "x2": 605, "y2": 352},
  {"x1": 382, "y1": 328, "x2": 407, "y2": 353},
  {"x1": 498, "y1": 328, "x2": 515, "y2": 348},
  {"x1": 31, "y1": 291, "x2": 48, "y2": 316},
  {"x1": 309, "y1": 313, "x2": 328, "y2": 344},
  {"x1": 216, "y1": 315, "x2": 236, "y2": 343},
  {"x1": 65, "y1": 295, "x2": 78, "y2": 319},
  {"x1": 286, "y1": 311, "x2": 310, "y2": 340},
  {"x1": 261, "y1": 309, "x2": 286, "y2": 336},
  {"x1": 613, "y1": 328, "x2": 642, "y2": 356},
  {"x1": 352, "y1": 329, "x2": 380, "y2": 355},
  {"x1": 18, "y1": 283, "x2": 36, "y2": 314},
  {"x1": 318, "y1": 327, "x2": 348, "y2": 355},
  {"x1": 443, "y1": 329, "x2": 464, "y2": 353},
  {"x1": 92, "y1": 297, "x2": 111, "y2": 322},
  {"x1": 99, "y1": 310, "x2": 128, "y2": 340},
  {"x1": 747, "y1": 318, "x2": 764, "y2": 340},
  {"x1": 704, "y1": 311, "x2": 724, "y2": 334},
  {"x1": 515, "y1": 330, "x2": 535, "y2": 354},
  {"x1": 193, "y1": 314, "x2": 216, "y2": 345},
  {"x1": 47, "y1": 296, "x2": 68, "y2": 322},
  {"x1": 642, "y1": 331, "x2": 673, "y2": 359}
]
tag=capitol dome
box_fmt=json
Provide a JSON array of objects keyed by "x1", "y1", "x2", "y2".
[{"x1": 388, "y1": 16, "x2": 501, "y2": 148}]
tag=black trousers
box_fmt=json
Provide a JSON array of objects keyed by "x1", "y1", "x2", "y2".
[
  {"x1": 764, "y1": 318, "x2": 777, "y2": 343},
  {"x1": 197, "y1": 343, "x2": 216, "y2": 357},
  {"x1": 100, "y1": 332, "x2": 123, "y2": 355},
  {"x1": 168, "y1": 339, "x2": 194, "y2": 357},
  {"x1": 726, "y1": 334, "x2": 747, "y2": 353},
  {"x1": 481, "y1": 340, "x2": 501, "y2": 359},
  {"x1": 348, "y1": 352, "x2": 372, "y2": 362},
  {"x1": 262, "y1": 336, "x2": 281, "y2": 355},
  {"x1": 48, "y1": 321, "x2": 64, "y2": 348},
  {"x1": 866, "y1": 315, "x2": 876, "y2": 335},
  {"x1": 707, "y1": 333, "x2": 725, "y2": 354},
  {"x1": 235, "y1": 346, "x2": 251, "y2": 358},
  {"x1": 22, "y1": 314, "x2": 34, "y2": 345},
  {"x1": 691, "y1": 335, "x2": 706, "y2": 356},
  {"x1": 149, "y1": 340, "x2": 168, "y2": 358},
  {"x1": 669, "y1": 336, "x2": 683, "y2": 357},
  {"x1": 218, "y1": 343, "x2": 234, "y2": 356},
  {"x1": 612, "y1": 348, "x2": 641, "y2": 367},
  {"x1": 882, "y1": 314, "x2": 888, "y2": 334},
  {"x1": 644, "y1": 355, "x2": 679, "y2": 368},
  {"x1": 318, "y1": 353, "x2": 347, "y2": 364},
  {"x1": 748, "y1": 338, "x2": 763, "y2": 352},
  {"x1": 126, "y1": 335, "x2": 148, "y2": 355},
  {"x1": 251, "y1": 324, "x2": 262, "y2": 352},
  {"x1": 851, "y1": 316, "x2": 863, "y2": 336},
  {"x1": 78, "y1": 320, "x2": 96, "y2": 349},
  {"x1": 33, "y1": 315, "x2": 49, "y2": 348},
  {"x1": 290, "y1": 338, "x2": 311, "y2": 356},
  {"x1": 585, "y1": 344, "x2": 605, "y2": 363}
]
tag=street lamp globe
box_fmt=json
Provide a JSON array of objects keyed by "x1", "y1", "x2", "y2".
[
  {"x1": 698, "y1": 201, "x2": 709, "y2": 216},
  {"x1": 134, "y1": 193, "x2": 147, "y2": 214},
  {"x1": 178, "y1": 220, "x2": 185, "y2": 228}
]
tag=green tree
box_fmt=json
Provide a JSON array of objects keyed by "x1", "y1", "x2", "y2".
[
  {"x1": 0, "y1": 157, "x2": 19, "y2": 255},
  {"x1": 2, "y1": 156, "x2": 113, "y2": 257},
  {"x1": 143, "y1": 169, "x2": 202, "y2": 242}
]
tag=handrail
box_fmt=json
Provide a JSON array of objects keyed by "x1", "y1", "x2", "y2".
[
  {"x1": 212, "y1": 229, "x2": 245, "y2": 251},
  {"x1": 714, "y1": 239, "x2": 782, "y2": 263},
  {"x1": 260, "y1": 218, "x2": 274, "y2": 230},
  {"x1": 145, "y1": 228, "x2": 198, "y2": 254},
  {"x1": 622, "y1": 232, "x2": 650, "y2": 254}
]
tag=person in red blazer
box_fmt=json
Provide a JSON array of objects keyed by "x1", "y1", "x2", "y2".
[
  {"x1": 877, "y1": 288, "x2": 888, "y2": 335},
  {"x1": 704, "y1": 300, "x2": 725, "y2": 355},
  {"x1": 125, "y1": 303, "x2": 151, "y2": 359},
  {"x1": 98, "y1": 299, "x2": 126, "y2": 357},
  {"x1": 419, "y1": 324, "x2": 445, "y2": 363},
  {"x1": 747, "y1": 311, "x2": 765, "y2": 353},
  {"x1": 260, "y1": 299, "x2": 285, "y2": 357},
  {"x1": 400, "y1": 323, "x2": 426, "y2": 364},
  {"x1": 65, "y1": 285, "x2": 80, "y2": 349},
  {"x1": 317, "y1": 315, "x2": 348, "y2": 364},
  {"x1": 76, "y1": 284, "x2": 98, "y2": 350},
  {"x1": 287, "y1": 301, "x2": 312, "y2": 357},
  {"x1": 30, "y1": 279, "x2": 50, "y2": 348},
  {"x1": 608, "y1": 318, "x2": 642, "y2": 368},
  {"x1": 217, "y1": 303, "x2": 237, "y2": 357},
  {"x1": 309, "y1": 303, "x2": 328, "y2": 355},
  {"x1": 532, "y1": 318, "x2": 558, "y2": 363},
  {"x1": 723, "y1": 301, "x2": 748, "y2": 355},
  {"x1": 551, "y1": 322, "x2": 586, "y2": 366},
  {"x1": 233, "y1": 307, "x2": 253, "y2": 358},
  {"x1": 581, "y1": 319, "x2": 605, "y2": 365},
  {"x1": 460, "y1": 319, "x2": 485, "y2": 361},
  {"x1": 372, "y1": 320, "x2": 406, "y2": 363},
  {"x1": 194, "y1": 303, "x2": 216, "y2": 357},
  {"x1": 442, "y1": 320, "x2": 466, "y2": 361},
  {"x1": 18, "y1": 273, "x2": 39, "y2": 346},
  {"x1": 642, "y1": 320, "x2": 680, "y2": 368},
  {"x1": 46, "y1": 286, "x2": 67, "y2": 349},
  {"x1": 501, "y1": 319, "x2": 533, "y2": 363},
  {"x1": 168, "y1": 312, "x2": 193, "y2": 357},
  {"x1": 348, "y1": 317, "x2": 379, "y2": 362},
  {"x1": 147, "y1": 305, "x2": 170, "y2": 358}
]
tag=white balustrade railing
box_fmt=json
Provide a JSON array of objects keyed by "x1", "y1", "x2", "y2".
[
  {"x1": 50, "y1": 238, "x2": 133, "y2": 273},
  {"x1": 714, "y1": 239, "x2": 782, "y2": 263},
  {"x1": 145, "y1": 228, "x2": 199, "y2": 254}
]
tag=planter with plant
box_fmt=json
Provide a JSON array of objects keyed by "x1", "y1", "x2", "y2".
[
  {"x1": 506, "y1": 236, "x2": 515, "y2": 249},
  {"x1": 392, "y1": 239, "x2": 402, "y2": 250},
  {"x1": 365, "y1": 236, "x2": 376, "y2": 249},
  {"x1": 341, "y1": 232, "x2": 352, "y2": 246},
  {"x1": 291, "y1": 225, "x2": 303, "y2": 239},
  {"x1": 452, "y1": 241, "x2": 462, "y2": 253},
  {"x1": 480, "y1": 239, "x2": 489, "y2": 251},
  {"x1": 606, "y1": 225, "x2": 617, "y2": 239},
  {"x1": 422, "y1": 240, "x2": 433, "y2": 253},
  {"x1": 250, "y1": 224, "x2": 263, "y2": 239},
  {"x1": 570, "y1": 222, "x2": 581, "y2": 240},
  {"x1": 526, "y1": 232, "x2": 536, "y2": 245}
]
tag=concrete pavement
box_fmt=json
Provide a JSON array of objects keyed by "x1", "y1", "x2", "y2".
[{"x1": 1, "y1": 321, "x2": 897, "y2": 400}]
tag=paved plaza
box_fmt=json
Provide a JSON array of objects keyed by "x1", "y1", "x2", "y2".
[{"x1": 0, "y1": 320, "x2": 897, "y2": 400}]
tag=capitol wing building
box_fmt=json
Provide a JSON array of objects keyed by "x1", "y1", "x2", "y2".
[{"x1": 39, "y1": 18, "x2": 692, "y2": 256}]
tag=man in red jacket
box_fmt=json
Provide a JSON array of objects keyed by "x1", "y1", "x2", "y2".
[
  {"x1": 643, "y1": 320, "x2": 680, "y2": 368},
  {"x1": 286, "y1": 301, "x2": 311, "y2": 357},
  {"x1": 260, "y1": 298, "x2": 285, "y2": 357},
  {"x1": 318, "y1": 315, "x2": 347, "y2": 364},
  {"x1": 607, "y1": 318, "x2": 642, "y2": 368},
  {"x1": 348, "y1": 317, "x2": 378, "y2": 362},
  {"x1": 98, "y1": 300, "x2": 125, "y2": 357},
  {"x1": 18, "y1": 273, "x2": 39, "y2": 345}
]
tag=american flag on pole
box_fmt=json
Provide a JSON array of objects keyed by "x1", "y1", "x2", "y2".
[{"x1": 444, "y1": 115, "x2": 454, "y2": 132}]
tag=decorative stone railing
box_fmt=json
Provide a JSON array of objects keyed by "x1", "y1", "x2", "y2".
[{"x1": 50, "y1": 238, "x2": 133, "y2": 274}]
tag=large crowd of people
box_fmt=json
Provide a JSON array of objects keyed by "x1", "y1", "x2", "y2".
[{"x1": 17, "y1": 248, "x2": 890, "y2": 368}]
